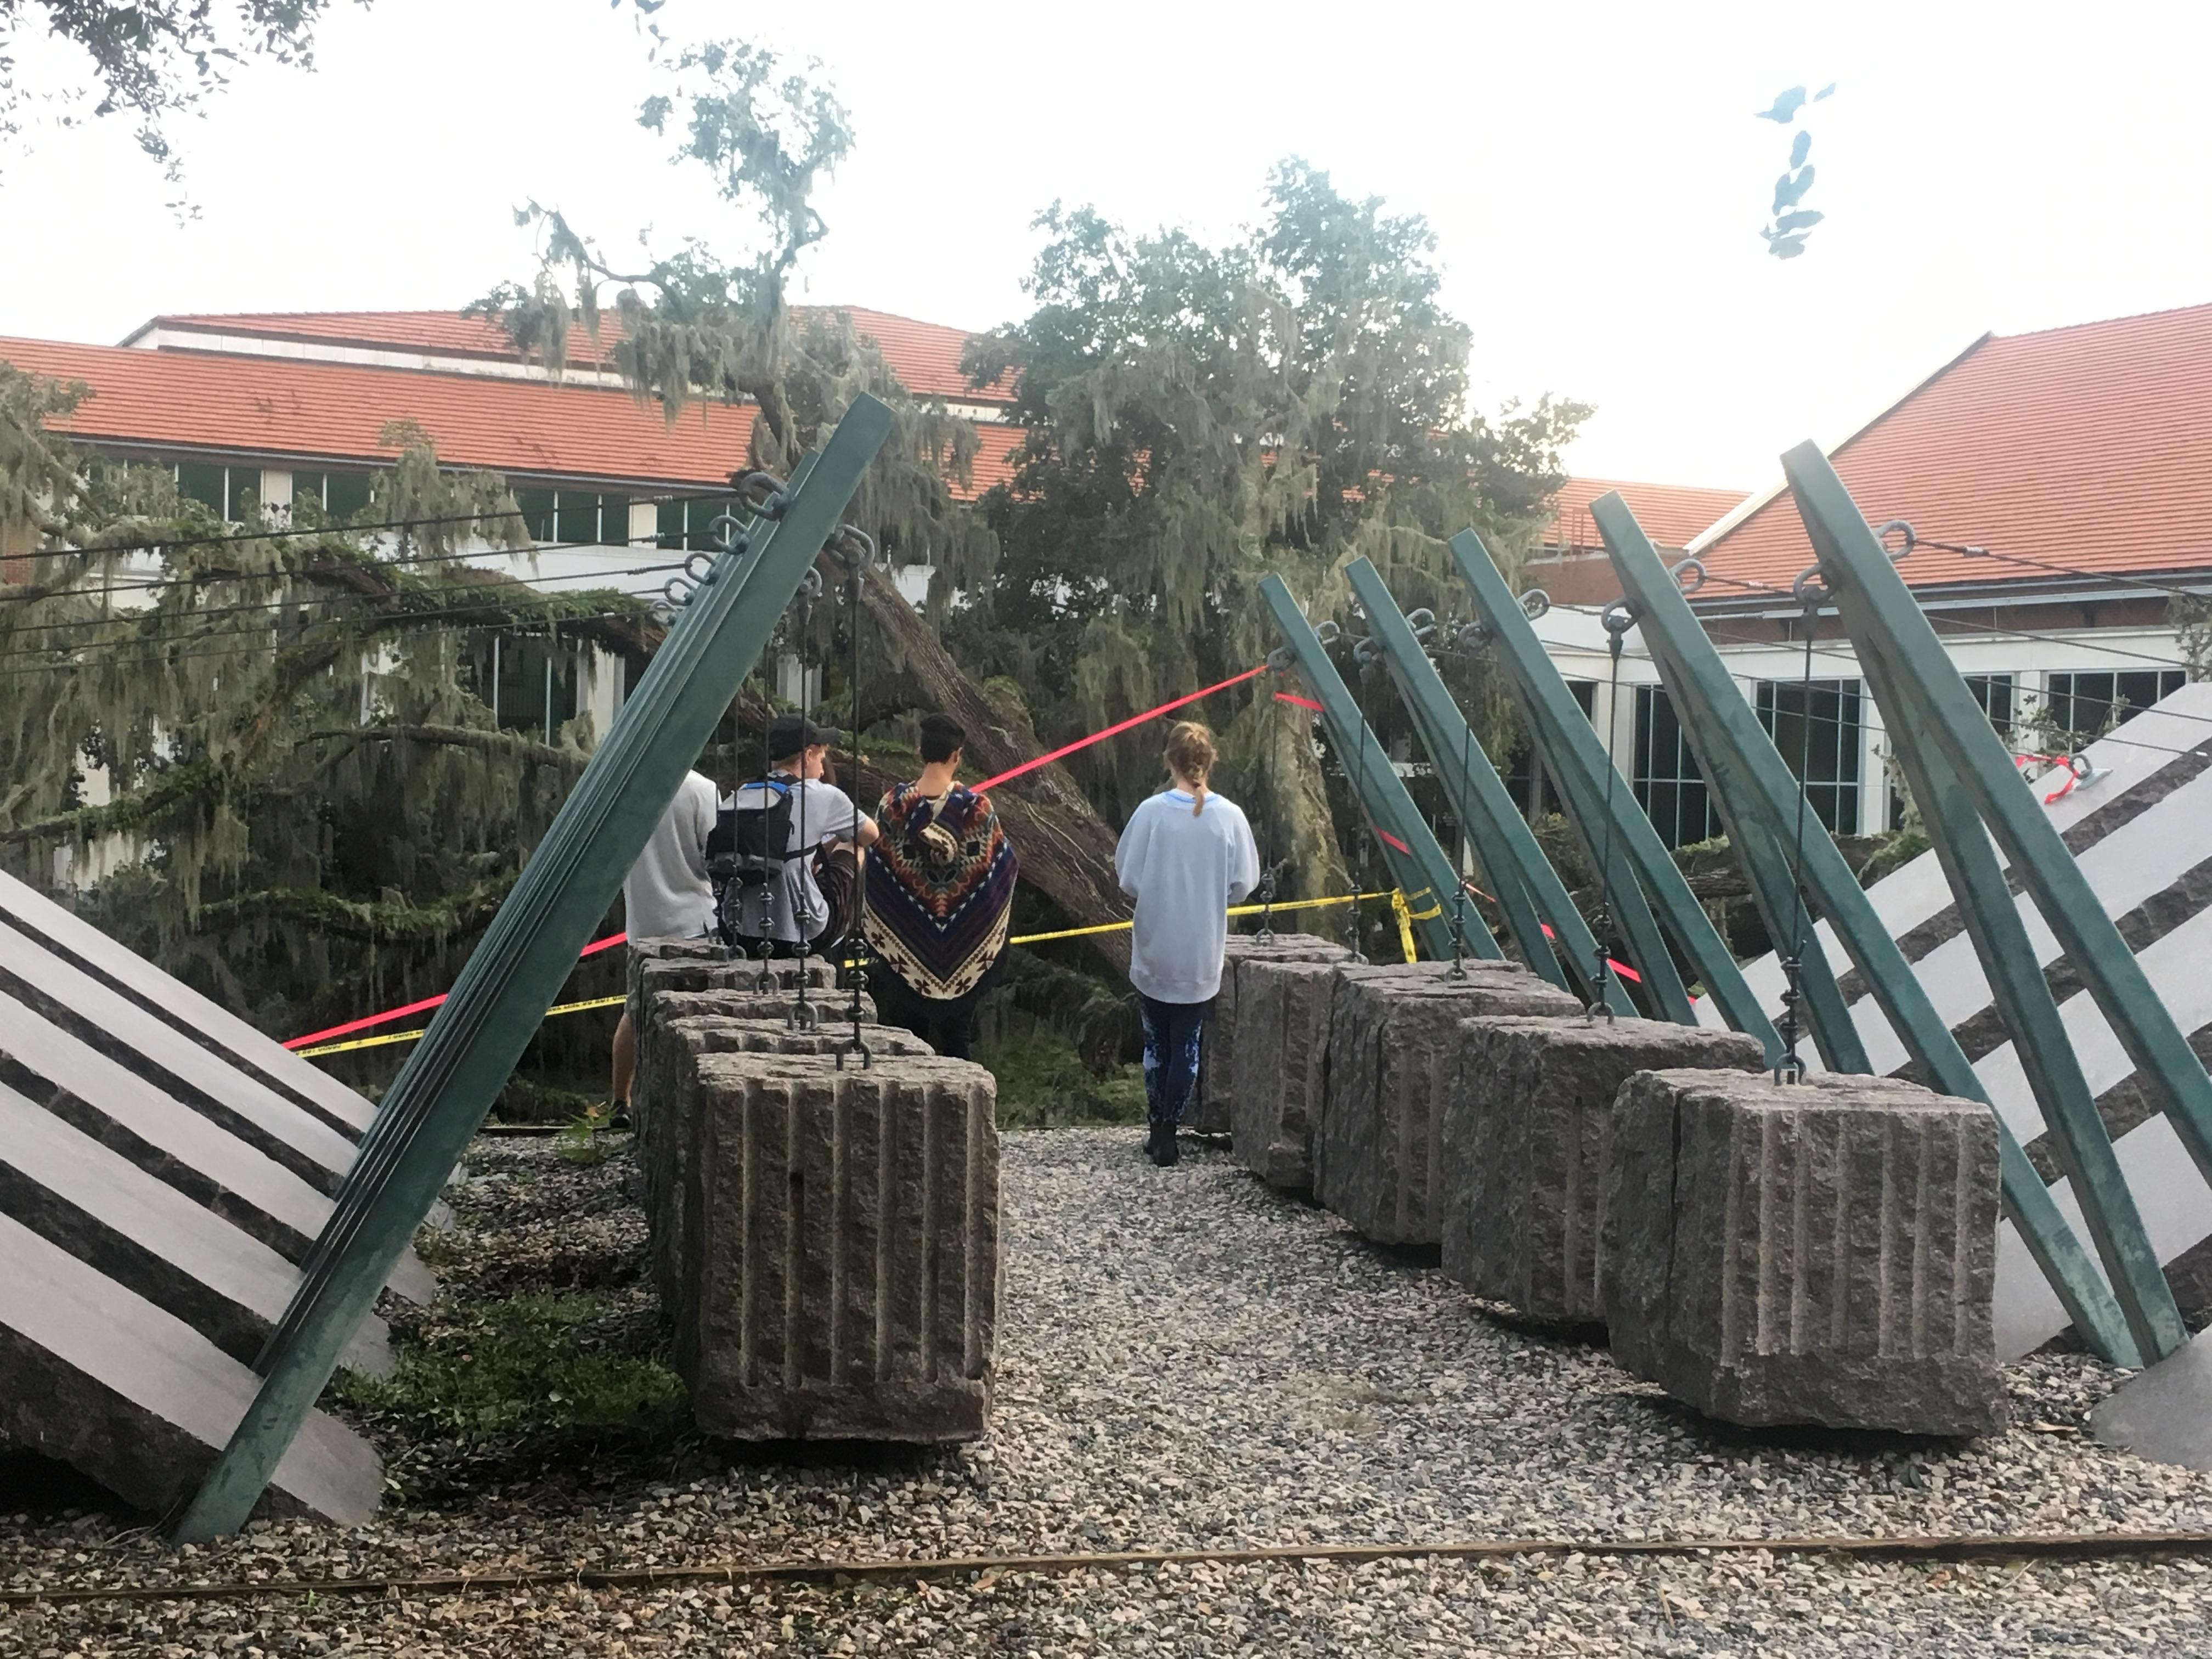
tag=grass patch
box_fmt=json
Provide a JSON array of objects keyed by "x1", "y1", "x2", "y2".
[
  {"x1": 332, "y1": 1291, "x2": 686, "y2": 1497},
  {"x1": 978, "y1": 1014, "x2": 1147, "y2": 1129}
]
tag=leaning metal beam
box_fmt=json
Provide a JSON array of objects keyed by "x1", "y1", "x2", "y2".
[
  {"x1": 1345, "y1": 557, "x2": 1628, "y2": 1010},
  {"x1": 1447, "y1": 531, "x2": 1780, "y2": 1057},
  {"x1": 1259, "y1": 575, "x2": 1475, "y2": 962},
  {"x1": 174, "y1": 398, "x2": 897, "y2": 1539},
  {"x1": 1594, "y1": 493, "x2": 2141, "y2": 1365},
  {"x1": 1786, "y1": 441, "x2": 2196, "y2": 1364}
]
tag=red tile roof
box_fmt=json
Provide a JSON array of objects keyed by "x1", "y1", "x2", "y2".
[
  {"x1": 1545, "y1": 477, "x2": 1749, "y2": 552},
  {"x1": 3, "y1": 334, "x2": 758, "y2": 488},
  {"x1": 139, "y1": 305, "x2": 1016, "y2": 405},
  {"x1": 1692, "y1": 301, "x2": 2212, "y2": 594}
]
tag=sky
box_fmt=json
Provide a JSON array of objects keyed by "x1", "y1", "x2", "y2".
[{"x1": 5, "y1": 0, "x2": 2210, "y2": 489}]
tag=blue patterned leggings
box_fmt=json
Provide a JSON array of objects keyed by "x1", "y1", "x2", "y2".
[{"x1": 1138, "y1": 994, "x2": 1212, "y2": 1127}]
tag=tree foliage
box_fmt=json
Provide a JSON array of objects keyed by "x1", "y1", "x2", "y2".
[
  {"x1": 952, "y1": 163, "x2": 1587, "y2": 896},
  {"x1": 0, "y1": 359, "x2": 651, "y2": 1051}
]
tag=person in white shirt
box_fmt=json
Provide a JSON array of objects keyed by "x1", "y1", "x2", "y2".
[
  {"x1": 1113, "y1": 720, "x2": 1260, "y2": 1167},
  {"x1": 721, "y1": 713, "x2": 881, "y2": 958},
  {"x1": 611, "y1": 768, "x2": 719, "y2": 1111}
]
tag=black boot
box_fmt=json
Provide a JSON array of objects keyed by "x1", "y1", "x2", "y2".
[{"x1": 1155, "y1": 1120, "x2": 1181, "y2": 1167}]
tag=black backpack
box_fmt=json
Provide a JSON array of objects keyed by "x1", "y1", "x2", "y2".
[{"x1": 708, "y1": 779, "x2": 797, "y2": 944}]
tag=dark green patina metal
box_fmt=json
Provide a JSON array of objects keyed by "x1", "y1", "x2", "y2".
[
  {"x1": 1593, "y1": 490, "x2": 2141, "y2": 1366},
  {"x1": 1259, "y1": 574, "x2": 1474, "y2": 962},
  {"x1": 1784, "y1": 441, "x2": 2200, "y2": 1363},
  {"x1": 174, "y1": 399, "x2": 896, "y2": 1540},
  {"x1": 1343, "y1": 557, "x2": 1628, "y2": 1010},
  {"x1": 1446, "y1": 531, "x2": 1780, "y2": 1057}
]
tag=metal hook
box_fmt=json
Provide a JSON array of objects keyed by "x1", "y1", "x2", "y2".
[
  {"x1": 1403, "y1": 607, "x2": 1437, "y2": 644},
  {"x1": 1599, "y1": 599, "x2": 1636, "y2": 640},
  {"x1": 1454, "y1": 621, "x2": 1490, "y2": 658},
  {"x1": 661, "y1": 575, "x2": 696, "y2": 609},
  {"x1": 1519, "y1": 588, "x2": 1552, "y2": 620},
  {"x1": 1791, "y1": 564, "x2": 1830, "y2": 607},
  {"x1": 1313, "y1": 619, "x2": 1342, "y2": 647},
  {"x1": 830, "y1": 524, "x2": 878, "y2": 572},
  {"x1": 682, "y1": 551, "x2": 719, "y2": 586},
  {"x1": 1266, "y1": 645, "x2": 1294, "y2": 673},
  {"x1": 1874, "y1": 520, "x2": 1916, "y2": 563},
  {"x1": 708, "y1": 514, "x2": 748, "y2": 554},
  {"x1": 1352, "y1": 635, "x2": 1383, "y2": 667},
  {"x1": 737, "y1": 472, "x2": 791, "y2": 518},
  {"x1": 1669, "y1": 556, "x2": 1707, "y2": 596}
]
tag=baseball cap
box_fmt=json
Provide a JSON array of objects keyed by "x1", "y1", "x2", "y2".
[{"x1": 766, "y1": 713, "x2": 844, "y2": 758}]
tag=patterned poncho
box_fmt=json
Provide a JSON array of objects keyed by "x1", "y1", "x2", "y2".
[{"x1": 863, "y1": 781, "x2": 1019, "y2": 1001}]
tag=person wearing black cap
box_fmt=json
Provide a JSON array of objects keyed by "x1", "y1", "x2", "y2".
[{"x1": 721, "y1": 713, "x2": 879, "y2": 957}]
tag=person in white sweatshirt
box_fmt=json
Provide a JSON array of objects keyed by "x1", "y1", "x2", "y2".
[{"x1": 1114, "y1": 721, "x2": 1261, "y2": 1166}]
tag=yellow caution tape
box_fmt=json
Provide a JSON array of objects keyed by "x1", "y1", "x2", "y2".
[
  {"x1": 1390, "y1": 889, "x2": 1420, "y2": 964},
  {"x1": 298, "y1": 891, "x2": 1403, "y2": 1062}
]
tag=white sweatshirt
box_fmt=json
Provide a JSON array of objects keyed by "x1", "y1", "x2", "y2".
[
  {"x1": 1115, "y1": 788, "x2": 1261, "y2": 1005},
  {"x1": 621, "y1": 770, "x2": 719, "y2": 943}
]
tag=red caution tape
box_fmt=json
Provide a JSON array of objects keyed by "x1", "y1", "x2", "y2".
[
  {"x1": 283, "y1": 931, "x2": 626, "y2": 1049},
  {"x1": 1273, "y1": 691, "x2": 1324, "y2": 712},
  {"x1": 972, "y1": 665, "x2": 1267, "y2": 792}
]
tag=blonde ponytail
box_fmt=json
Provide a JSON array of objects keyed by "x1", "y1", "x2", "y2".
[{"x1": 1164, "y1": 720, "x2": 1217, "y2": 816}]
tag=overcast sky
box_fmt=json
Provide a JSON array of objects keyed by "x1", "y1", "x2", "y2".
[{"x1": 5, "y1": 0, "x2": 2209, "y2": 489}]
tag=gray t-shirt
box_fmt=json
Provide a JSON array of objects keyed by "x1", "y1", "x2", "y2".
[
  {"x1": 723, "y1": 775, "x2": 876, "y2": 943},
  {"x1": 622, "y1": 770, "x2": 719, "y2": 943}
]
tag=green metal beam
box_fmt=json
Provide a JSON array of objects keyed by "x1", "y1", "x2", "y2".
[
  {"x1": 1594, "y1": 492, "x2": 2141, "y2": 1365},
  {"x1": 1259, "y1": 575, "x2": 1476, "y2": 962},
  {"x1": 1783, "y1": 442, "x2": 2193, "y2": 1363},
  {"x1": 1447, "y1": 531, "x2": 1780, "y2": 1056},
  {"x1": 174, "y1": 399, "x2": 896, "y2": 1540},
  {"x1": 1344, "y1": 557, "x2": 1629, "y2": 1009}
]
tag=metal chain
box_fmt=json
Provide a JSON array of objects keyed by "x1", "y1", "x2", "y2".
[
  {"x1": 1256, "y1": 650, "x2": 1287, "y2": 944},
  {"x1": 1775, "y1": 566, "x2": 1827, "y2": 1084},
  {"x1": 834, "y1": 529, "x2": 877, "y2": 1070},
  {"x1": 1587, "y1": 601, "x2": 1635, "y2": 1024},
  {"x1": 787, "y1": 571, "x2": 821, "y2": 1032},
  {"x1": 1318, "y1": 619, "x2": 1369, "y2": 965}
]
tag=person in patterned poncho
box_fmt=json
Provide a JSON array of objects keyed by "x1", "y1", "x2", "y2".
[{"x1": 862, "y1": 714, "x2": 1019, "y2": 1059}]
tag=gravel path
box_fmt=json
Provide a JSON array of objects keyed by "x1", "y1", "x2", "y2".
[{"x1": 8, "y1": 1127, "x2": 2212, "y2": 1654}]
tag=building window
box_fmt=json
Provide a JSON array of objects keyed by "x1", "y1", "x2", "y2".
[
  {"x1": 1504, "y1": 679, "x2": 1598, "y2": 818},
  {"x1": 656, "y1": 496, "x2": 741, "y2": 552},
  {"x1": 174, "y1": 462, "x2": 252, "y2": 521},
  {"x1": 1633, "y1": 684, "x2": 1721, "y2": 848},
  {"x1": 516, "y1": 488, "x2": 631, "y2": 546},
  {"x1": 462, "y1": 633, "x2": 578, "y2": 742},
  {"x1": 290, "y1": 470, "x2": 373, "y2": 522},
  {"x1": 2043, "y1": 669, "x2": 2186, "y2": 741},
  {"x1": 1963, "y1": 673, "x2": 2016, "y2": 738},
  {"x1": 1757, "y1": 677, "x2": 1863, "y2": 834}
]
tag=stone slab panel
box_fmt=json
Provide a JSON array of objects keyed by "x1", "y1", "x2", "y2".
[
  {"x1": 1188, "y1": 934, "x2": 1351, "y2": 1135},
  {"x1": 1441, "y1": 1016, "x2": 1764, "y2": 1323},
  {"x1": 1231, "y1": 960, "x2": 1350, "y2": 1190},
  {"x1": 2090, "y1": 1322, "x2": 2212, "y2": 1469},
  {"x1": 0, "y1": 1211, "x2": 382, "y2": 1523},
  {"x1": 1602, "y1": 1068, "x2": 2005, "y2": 1436},
  {"x1": 0, "y1": 870, "x2": 376, "y2": 1137},
  {"x1": 1315, "y1": 964, "x2": 1582, "y2": 1245},
  {"x1": 669, "y1": 1048, "x2": 998, "y2": 1441},
  {"x1": 0, "y1": 1083, "x2": 391, "y2": 1375},
  {"x1": 0, "y1": 987, "x2": 432, "y2": 1304}
]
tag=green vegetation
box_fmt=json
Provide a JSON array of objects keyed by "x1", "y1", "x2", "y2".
[
  {"x1": 331, "y1": 1291, "x2": 685, "y2": 1499},
  {"x1": 978, "y1": 1014, "x2": 1146, "y2": 1129}
]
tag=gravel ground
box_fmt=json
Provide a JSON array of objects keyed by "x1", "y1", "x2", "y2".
[{"x1": 7, "y1": 1127, "x2": 2212, "y2": 1654}]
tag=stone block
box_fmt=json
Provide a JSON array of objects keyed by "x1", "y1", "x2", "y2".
[
  {"x1": 1441, "y1": 1017, "x2": 1764, "y2": 1323},
  {"x1": 636, "y1": 1007, "x2": 917, "y2": 1311},
  {"x1": 0, "y1": 1211, "x2": 382, "y2": 1523},
  {"x1": 1188, "y1": 933, "x2": 1351, "y2": 1135},
  {"x1": 665, "y1": 1048, "x2": 999, "y2": 1441},
  {"x1": 1601, "y1": 1068, "x2": 2005, "y2": 1435},
  {"x1": 1231, "y1": 959, "x2": 1348, "y2": 1190},
  {"x1": 1315, "y1": 963, "x2": 1581, "y2": 1245}
]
